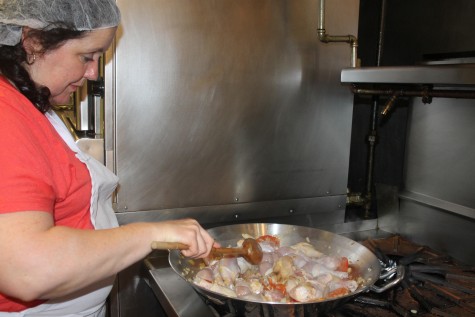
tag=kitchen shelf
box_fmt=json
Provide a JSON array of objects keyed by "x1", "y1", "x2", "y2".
[{"x1": 341, "y1": 64, "x2": 475, "y2": 87}]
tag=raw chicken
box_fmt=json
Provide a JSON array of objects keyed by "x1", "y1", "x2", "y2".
[{"x1": 192, "y1": 234, "x2": 362, "y2": 303}]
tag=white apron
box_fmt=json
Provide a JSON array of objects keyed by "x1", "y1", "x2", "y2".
[{"x1": 0, "y1": 111, "x2": 119, "y2": 317}]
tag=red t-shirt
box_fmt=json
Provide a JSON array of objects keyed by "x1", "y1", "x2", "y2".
[{"x1": 0, "y1": 77, "x2": 94, "y2": 311}]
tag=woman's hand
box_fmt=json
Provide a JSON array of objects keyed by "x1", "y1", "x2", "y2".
[{"x1": 151, "y1": 218, "x2": 218, "y2": 259}]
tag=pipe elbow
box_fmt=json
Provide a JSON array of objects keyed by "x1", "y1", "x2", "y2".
[
  {"x1": 349, "y1": 35, "x2": 358, "y2": 47},
  {"x1": 317, "y1": 29, "x2": 328, "y2": 42}
]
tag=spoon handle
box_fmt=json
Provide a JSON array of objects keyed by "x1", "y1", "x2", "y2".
[
  {"x1": 211, "y1": 247, "x2": 245, "y2": 257},
  {"x1": 151, "y1": 241, "x2": 189, "y2": 250}
]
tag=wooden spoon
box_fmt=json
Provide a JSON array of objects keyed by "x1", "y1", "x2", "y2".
[
  {"x1": 210, "y1": 238, "x2": 263, "y2": 265},
  {"x1": 151, "y1": 238, "x2": 263, "y2": 265},
  {"x1": 151, "y1": 241, "x2": 189, "y2": 250}
]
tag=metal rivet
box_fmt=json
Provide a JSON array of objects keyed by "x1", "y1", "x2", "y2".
[
  {"x1": 234, "y1": 197, "x2": 239, "y2": 202},
  {"x1": 289, "y1": 209, "x2": 295, "y2": 214},
  {"x1": 234, "y1": 214, "x2": 239, "y2": 219}
]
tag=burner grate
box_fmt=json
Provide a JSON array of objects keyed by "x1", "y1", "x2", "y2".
[{"x1": 327, "y1": 235, "x2": 475, "y2": 317}]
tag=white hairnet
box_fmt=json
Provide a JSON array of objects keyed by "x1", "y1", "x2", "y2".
[{"x1": 0, "y1": 0, "x2": 121, "y2": 46}]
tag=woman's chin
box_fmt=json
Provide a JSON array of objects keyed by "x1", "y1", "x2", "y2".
[{"x1": 50, "y1": 94, "x2": 73, "y2": 107}]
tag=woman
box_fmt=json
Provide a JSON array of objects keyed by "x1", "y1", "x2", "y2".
[{"x1": 0, "y1": 1, "x2": 216, "y2": 316}]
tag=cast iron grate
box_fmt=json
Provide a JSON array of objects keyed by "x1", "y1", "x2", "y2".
[{"x1": 326, "y1": 235, "x2": 475, "y2": 317}]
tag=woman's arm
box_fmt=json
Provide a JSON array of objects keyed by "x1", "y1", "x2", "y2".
[{"x1": 0, "y1": 211, "x2": 215, "y2": 301}]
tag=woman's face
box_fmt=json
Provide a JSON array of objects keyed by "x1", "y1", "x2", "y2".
[{"x1": 25, "y1": 27, "x2": 117, "y2": 105}]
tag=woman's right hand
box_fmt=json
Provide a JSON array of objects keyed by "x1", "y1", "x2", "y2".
[{"x1": 150, "y1": 218, "x2": 218, "y2": 259}]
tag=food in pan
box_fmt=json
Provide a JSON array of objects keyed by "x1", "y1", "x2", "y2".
[{"x1": 192, "y1": 234, "x2": 364, "y2": 303}]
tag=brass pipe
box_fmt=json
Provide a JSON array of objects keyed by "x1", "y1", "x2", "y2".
[
  {"x1": 381, "y1": 93, "x2": 399, "y2": 116},
  {"x1": 351, "y1": 86, "x2": 475, "y2": 102},
  {"x1": 317, "y1": 0, "x2": 359, "y2": 67}
]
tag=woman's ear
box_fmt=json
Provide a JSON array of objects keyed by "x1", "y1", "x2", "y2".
[
  {"x1": 21, "y1": 27, "x2": 42, "y2": 64},
  {"x1": 21, "y1": 27, "x2": 40, "y2": 55}
]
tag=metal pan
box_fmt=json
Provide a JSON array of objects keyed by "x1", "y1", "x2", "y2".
[{"x1": 169, "y1": 223, "x2": 403, "y2": 317}]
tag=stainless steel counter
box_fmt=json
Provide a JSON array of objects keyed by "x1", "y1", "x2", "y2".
[{"x1": 145, "y1": 253, "x2": 215, "y2": 317}]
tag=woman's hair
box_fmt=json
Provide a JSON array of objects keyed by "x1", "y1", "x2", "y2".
[{"x1": 0, "y1": 24, "x2": 85, "y2": 113}]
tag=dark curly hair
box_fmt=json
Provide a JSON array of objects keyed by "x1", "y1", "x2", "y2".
[{"x1": 0, "y1": 24, "x2": 86, "y2": 113}]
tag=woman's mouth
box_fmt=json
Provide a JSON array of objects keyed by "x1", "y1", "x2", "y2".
[{"x1": 70, "y1": 85, "x2": 81, "y2": 92}]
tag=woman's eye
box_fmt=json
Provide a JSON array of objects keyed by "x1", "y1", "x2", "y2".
[{"x1": 81, "y1": 55, "x2": 94, "y2": 63}]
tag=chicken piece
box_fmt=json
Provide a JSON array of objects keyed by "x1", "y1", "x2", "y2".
[
  {"x1": 195, "y1": 267, "x2": 214, "y2": 282},
  {"x1": 285, "y1": 276, "x2": 300, "y2": 294},
  {"x1": 217, "y1": 257, "x2": 240, "y2": 286},
  {"x1": 316, "y1": 256, "x2": 341, "y2": 270},
  {"x1": 273, "y1": 255, "x2": 294, "y2": 283},
  {"x1": 303, "y1": 261, "x2": 348, "y2": 279},
  {"x1": 258, "y1": 241, "x2": 279, "y2": 253},
  {"x1": 249, "y1": 278, "x2": 264, "y2": 294},
  {"x1": 209, "y1": 283, "x2": 237, "y2": 298},
  {"x1": 257, "y1": 252, "x2": 276, "y2": 277},
  {"x1": 264, "y1": 289, "x2": 286, "y2": 303},
  {"x1": 291, "y1": 242, "x2": 323, "y2": 258},
  {"x1": 235, "y1": 277, "x2": 265, "y2": 296},
  {"x1": 288, "y1": 282, "x2": 322, "y2": 302},
  {"x1": 236, "y1": 256, "x2": 253, "y2": 274},
  {"x1": 241, "y1": 265, "x2": 261, "y2": 280},
  {"x1": 256, "y1": 235, "x2": 281, "y2": 250},
  {"x1": 240, "y1": 293, "x2": 265, "y2": 301},
  {"x1": 315, "y1": 272, "x2": 333, "y2": 285},
  {"x1": 307, "y1": 279, "x2": 329, "y2": 298},
  {"x1": 194, "y1": 277, "x2": 213, "y2": 289},
  {"x1": 259, "y1": 261, "x2": 274, "y2": 277},
  {"x1": 328, "y1": 279, "x2": 358, "y2": 292},
  {"x1": 235, "y1": 278, "x2": 252, "y2": 297},
  {"x1": 276, "y1": 246, "x2": 295, "y2": 257},
  {"x1": 292, "y1": 254, "x2": 310, "y2": 269},
  {"x1": 260, "y1": 252, "x2": 275, "y2": 264}
]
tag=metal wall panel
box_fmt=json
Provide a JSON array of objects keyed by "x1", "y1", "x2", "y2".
[
  {"x1": 404, "y1": 97, "x2": 475, "y2": 209},
  {"x1": 378, "y1": 90, "x2": 475, "y2": 265},
  {"x1": 394, "y1": 92, "x2": 475, "y2": 265},
  {"x1": 107, "y1": 0, "x2": 359, "y2": 214},
  {"x1": 377, "y1": 184, "x2": 475, "y2": 265},
  {"x1": 397, "y1": 199, "x2": 475, "y2": 265}
]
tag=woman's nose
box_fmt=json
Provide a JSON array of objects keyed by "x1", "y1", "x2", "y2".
[{"x1": 84, "y1": 61, "x2": 99, "y2": 81}]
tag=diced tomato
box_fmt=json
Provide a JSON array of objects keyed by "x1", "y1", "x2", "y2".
[
  {"x1": 327, "y1": 287, "x2": 349, "y2": 298},
  {"x1": 267, "y1": 278, "x2": 287, "y2": 295},
  {"x1": 273, "y1": 283, "x2": 287, "y2": 295},
  {"x1": 256, "y1": 234, "x2": 280, "y2": 247},
  {"x1": 337, "y1": 256, "x2": 349, "y2": 272}
]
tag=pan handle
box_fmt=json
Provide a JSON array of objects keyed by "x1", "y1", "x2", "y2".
[{"x1": 369, "y1": 265, "x2": 405, "y2": 293}]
